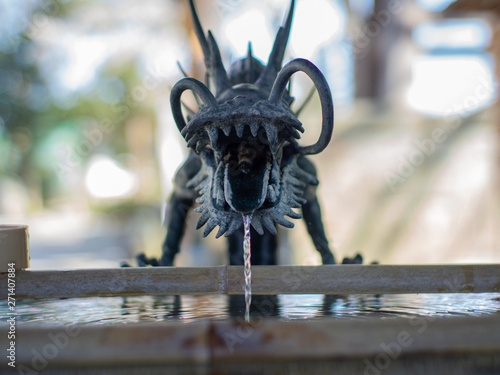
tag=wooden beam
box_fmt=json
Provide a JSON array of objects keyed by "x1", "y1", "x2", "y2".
[
  {"x1": 1, "y1": 264, "x2": 499, "y2": 299},
  {"x1": 0, "y1": 266, "x2": 226, "y2": 299},
  {"x1": 228, "y1": 264, "x2": 500, "y2": 295}
]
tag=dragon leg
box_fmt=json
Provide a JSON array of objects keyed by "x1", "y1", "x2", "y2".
[
  {"x1": 136, "y1": 152, "x2": 200, "y2": 267},
  {"x1": 302, "y1": 194, "x2": 336, "y2": 265},
  {"x1": 159, "y1": 195, "x2": 194, "y2": 266},
  {"x1": 295, "y1": 156, "x2": 336, "y2": 265}
]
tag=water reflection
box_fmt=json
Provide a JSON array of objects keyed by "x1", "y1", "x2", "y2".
[
  {"x1": 4, "y1": 293, "x2": 499, "y2": 326},
  {"x1": 228, "y1": 295, "x2": 280, "y2": 320}
]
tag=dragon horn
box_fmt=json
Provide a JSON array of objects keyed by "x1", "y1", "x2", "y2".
[
  {"x1": 170, "y1": 78, "x2": 217, "y2": 134},
  {"x1": 269, "y1": 58, "x2": 334, "y2": 155},
  {"x1": 245, "y1": 42, "x2": 255, "y2": 83},
  {"x1": 188, "y1": 0, "x2": 209, "y2": 59},
  {"x1": 255, "y1": 0, "x2": 295, "y2": 92},
  {"x1": 207, "y1": 31, "x2": 231, "y2": 97},
  {"x1": 188, "y1": 0, "x2": 231, "y2": 97}
]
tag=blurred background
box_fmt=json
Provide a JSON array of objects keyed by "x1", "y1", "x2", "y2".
[{"x1": 0, "y1": 0, "x2": 498, "y2": 269}]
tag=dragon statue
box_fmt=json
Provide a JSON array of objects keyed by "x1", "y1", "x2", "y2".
[{"x1": 138, "y1": 0, "x2": 359, "y2": 267}]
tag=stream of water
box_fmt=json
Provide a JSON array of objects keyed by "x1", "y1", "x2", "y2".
[{"x1": 243, "y1": 214, "x2": 253, "y2": 322}]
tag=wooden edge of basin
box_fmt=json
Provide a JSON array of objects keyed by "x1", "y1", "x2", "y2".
[
  {"x1": 1, "y1": 264, "x2": 499, "y2": 299},
  {"x1": 3, "y1": 314, "x2": 500, "y2": 369}
]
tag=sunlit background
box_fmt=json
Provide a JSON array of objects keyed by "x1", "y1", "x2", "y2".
[{"x1": 0, "y1": 0, "x2": 498, "y2": 269}]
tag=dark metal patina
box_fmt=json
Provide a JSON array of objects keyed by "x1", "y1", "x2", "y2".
[{"x1": 143, "y1": 0, "x2": 342, "y2": 266}]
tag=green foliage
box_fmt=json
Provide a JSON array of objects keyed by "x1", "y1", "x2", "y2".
[{"x1": 0, "y1": 1, "x2": 158, "y2": 207}]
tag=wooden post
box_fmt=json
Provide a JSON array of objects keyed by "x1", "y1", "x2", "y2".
[{"x1": 0, "y1": 225, "x2": 30, "y2": 271}]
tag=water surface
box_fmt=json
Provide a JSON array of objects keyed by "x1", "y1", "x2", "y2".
[{"x1": 3, "y1": 293, "x2": 499, "y2": 326}]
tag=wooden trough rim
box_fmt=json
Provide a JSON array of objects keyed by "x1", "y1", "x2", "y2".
[
  {"x1": 1, "y1": 264, "x2": 499, "y2": 299},
  {"x1": 4, "y1": 314, "x2": 500, "y2": 368}
]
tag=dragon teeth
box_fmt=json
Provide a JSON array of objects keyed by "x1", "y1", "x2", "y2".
[
  {"x1": 236, "y1": 123, "x2": 245, "y2": 138},
  {"x1": 250, "y1": 122, "x2": 260, "y2": 137},
  {"x1": 222, "y1": 125, "x2": 232, "y2": 137}
]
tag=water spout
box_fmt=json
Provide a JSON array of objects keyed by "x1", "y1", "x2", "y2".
[{"x1": 242, "y1": 213, "x2": 253, "y2": 322}]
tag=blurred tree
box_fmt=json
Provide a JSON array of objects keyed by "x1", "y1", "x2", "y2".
[
  {"x1": 0, "y1": 2, "x2": 52, "y2": 208},
  {"x1": 0, "y1": 0, "x2": 161, "y2": 210}
]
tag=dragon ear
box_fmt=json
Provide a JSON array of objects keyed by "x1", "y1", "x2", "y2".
[
  {"x1": 188, "y1": 0, "x2": 231, "y2": 97},
  {"x1": 269, "y1": 58, "x2": 334, "y2": 155},
  {"x1": 170, "y1": 78, "x2": 217, "y2": 134},
  {"x1": 255, "y1": 0, "x2": 295, "y2": 93}
]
